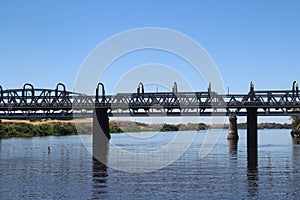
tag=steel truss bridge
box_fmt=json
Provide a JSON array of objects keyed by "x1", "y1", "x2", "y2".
[{"x1": 0, "y1": 82, "x2": 300, "y2": 119}]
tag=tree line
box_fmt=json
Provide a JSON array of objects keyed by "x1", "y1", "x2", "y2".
[
  {"x1": 0, "y1": 116, "x2": 299, "y2": 139},
  {"x1": 0, "y1": 122, "x2": 77, "y2": 139}
]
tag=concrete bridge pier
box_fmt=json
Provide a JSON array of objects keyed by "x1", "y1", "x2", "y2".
[
  {"x1": 247, "y1": 108, "x2": 258, "y2": 169},
  {"x1": 93, "y1": 108, "x2": 110, "y2": 161},
  {"x1": 227, "y1": 114, "x2": 239, "y2": 140}
]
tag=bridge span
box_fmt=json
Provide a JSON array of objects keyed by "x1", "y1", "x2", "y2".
[
  {"x1": 1, "y1": 81, "x2": 300, "y2": 167},
  {"x1": 0, "y1": 82, "x2": 299, "y2": 118}
]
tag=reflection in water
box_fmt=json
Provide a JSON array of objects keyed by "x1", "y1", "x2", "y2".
[
  {"x1": 228, "y1": 140, "x2": 238, "y2": 160},
  {"x1": 93, "y1": 159, "x2": 108, "y2": 195},
  {"x1": 292, "y1": 145, "x2": 300, "y2": 183},
  {"x1": 2, "y1": 131, "x2": 300, "y2": 199},
  {"x1": 292, "y1": 144, "x2": 300, "y2": 164},
  {"x1": 92, "y1": 139, "x2": 109, "y2": 197},
  {"x1": 228, "y1": 139, "x2": 239, "y2": 190},
  {"x1": 247, "y1": 167, "x2": 259, "y2": 198},
  {"x1": 93, "y1": 131, "x2": 109, "y2": 197},
  {"x1": 247, "y1": 148, "x2": 259, "y2": 198}
]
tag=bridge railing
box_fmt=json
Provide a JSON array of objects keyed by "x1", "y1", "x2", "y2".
[{"x1": 0, "y1": 82, "x2": 300, "y2": 118}]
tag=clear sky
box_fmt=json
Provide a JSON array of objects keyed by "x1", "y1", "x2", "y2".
[
  {"x1": 1, "y1": 1, "x2": 299, "y2": 94},
  {"x1": 1, "y1": 0, "x2": 300, "y2": 92}
]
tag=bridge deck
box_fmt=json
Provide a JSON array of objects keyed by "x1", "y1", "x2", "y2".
[{"x1": 0, "y1": 83, "x2": 300, "y2": 119}]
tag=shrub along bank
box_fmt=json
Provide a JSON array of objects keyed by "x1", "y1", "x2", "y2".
[{"x1": 0, "y1": 122, "x2": 78, "y2": 139}]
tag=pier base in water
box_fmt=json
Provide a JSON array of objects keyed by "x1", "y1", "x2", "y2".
[
  {"x1": 227, "y1": 115, "x2": 239, "y2": 140},
  {"x1": 291, "y1": 130, "x2": 300, "y2": 144}
]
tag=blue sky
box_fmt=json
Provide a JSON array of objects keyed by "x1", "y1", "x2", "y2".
[{"x1": 1, "y1": 0, "x2": 300, "y2": 95}]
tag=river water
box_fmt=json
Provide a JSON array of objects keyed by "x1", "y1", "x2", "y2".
[{"x1": 0, "y1": 129, "x2": 299, "y2": 199}]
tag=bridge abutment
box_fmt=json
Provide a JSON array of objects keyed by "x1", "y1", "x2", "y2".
[
  {"x1": 227, "y1": 114, "x2": 239, "y2": 140},
  {"x1": 93, "y1": 108, "x2": 110, "y2": 160},
  {"x1": 247, "y1": 108, "x2": 258, "y2": 168}
]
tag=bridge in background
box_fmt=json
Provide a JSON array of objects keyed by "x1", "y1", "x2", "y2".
[
  {"x1": 0, "y1": 82, "x2": 299, "y2": 119},
  {"x1": 1, "y1": 81, "x2": 300, "y2": 167}
]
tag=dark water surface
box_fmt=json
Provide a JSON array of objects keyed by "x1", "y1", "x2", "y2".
[{"x1": 1, "y1": 129, "x2": 300, "y2": 199}]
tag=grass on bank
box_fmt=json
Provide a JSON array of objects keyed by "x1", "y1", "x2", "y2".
[
  {"x1": 0, "y1": 118, "x2": 294, "y2": 139},
  {"x1": 0, "y1": 119, "x2": 208, "y2": 139},
  {"x1": 0, "y1": 122, "x2": 78, "y2": 139}
]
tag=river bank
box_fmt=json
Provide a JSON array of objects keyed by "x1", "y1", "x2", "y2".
[
  {"x1": 0, "y1": 119, "x2": 208, "y2": 139},
  {"x1": 0, "y1": 119, "x2": 293, "y2": 139}
]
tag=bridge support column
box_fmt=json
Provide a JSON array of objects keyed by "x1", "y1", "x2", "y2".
[
  {"x1": 93, "y1": 108, "x2": 110, "y2": 161},
  {"x1": 227, "y1": 114, "x2": 239, "y2": 140},
  {"x1": 247, "y1": 108, "x2": 258, "y2": 169}
]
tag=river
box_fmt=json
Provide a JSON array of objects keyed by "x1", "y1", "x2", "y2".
[{"x1": 0, "y1": 129, "x2": 299, "y2": 199}]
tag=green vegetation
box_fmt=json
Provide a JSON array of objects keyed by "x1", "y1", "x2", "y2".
[
  {"x1": 237, "y1": 122, "x2": 291, "y2": 129},
  {"x1": 0, "y1": 122, "x2": 77, "y2": 139},
  {"x1": 161, "y1": 124, "x2": 179, "y2": 132},
  {"x1": 179, "y1": 123, "x2": 208, "y2": 131},
  {"x1": 212, "y1": 122, "x2": 291, "y2": 130},
  {"x1": 257, "y1": 123, "x2": 291, "y2": 129},
  {"x1": 110, "y1": 122, "x2": 208, "y2": 133},
  {"x1": 0, "y1": 118, "x2": 295, "y2": 139},
  {"x1": 110, "y1": 124, "x2": 123, "y2": 133}
]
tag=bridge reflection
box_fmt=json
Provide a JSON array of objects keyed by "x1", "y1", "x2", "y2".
[
  {"x1": 93, "y1": 159, "x2": 108, "y2": 195},
  {"x1": 228, "y1": 139, "x2": 238, "y2": 159}
]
